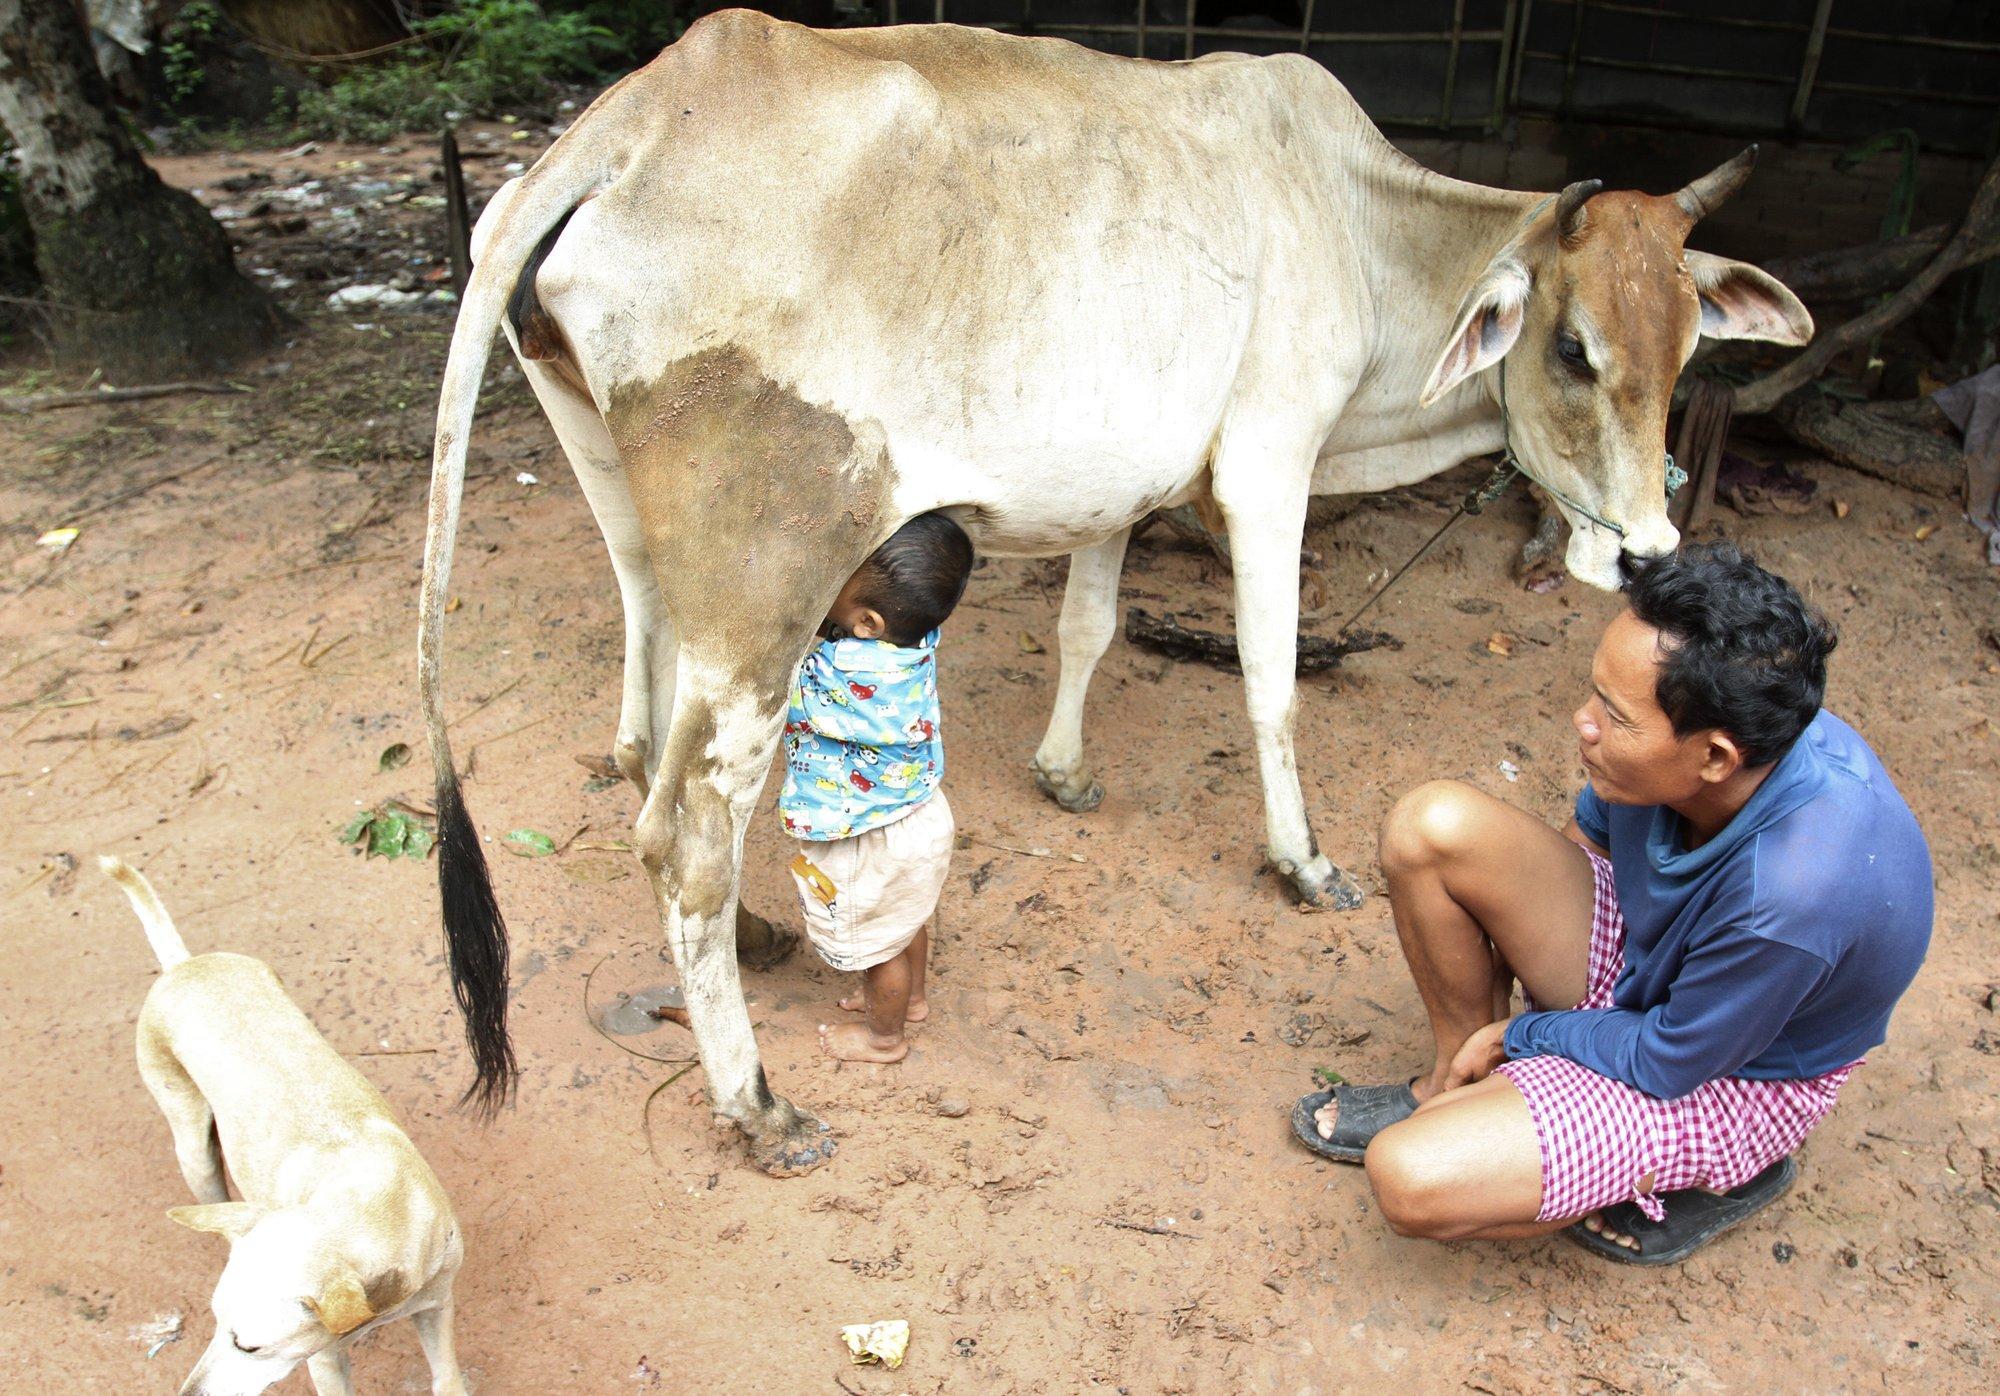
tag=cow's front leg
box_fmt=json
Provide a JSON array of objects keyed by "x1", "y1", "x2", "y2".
[
  {"x1": 1213, "y1": 439, "x2": 1363, "y2": 910},
  {"x1": 634, "y1": 677, "x2": 834, "y2": 1176},
  {"x1": 1031, "y1": 528, "x2": 1130, "y2": 813}
]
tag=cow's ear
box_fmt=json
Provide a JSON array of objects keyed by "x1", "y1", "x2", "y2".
[
  {"x1": 1421, "y1": 261, "x2": 1531, "y2": 406},
  {"x1": 1684, "y1": 251, "x2": 1813, "y2": 346}
]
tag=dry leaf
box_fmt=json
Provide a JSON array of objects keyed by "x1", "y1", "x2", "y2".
[
  {"x1": 1485, "y1": 632, "x2": 1516, "y2": 658},
  {"x1": 1017, "y1": 631, "x2": 1045, "y2": 654},
  {"x1": 1914, "y1": 524, "x2": 1937, "y2": 541},
  {"x1": 1832, "y1": 499, "x2": 1850, "y2": 519},
  {"x1": 445, "y1": 596, "x2": 462, "y2": 614}
]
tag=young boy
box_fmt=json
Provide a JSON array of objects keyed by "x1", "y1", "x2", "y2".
[{"x1": 781, "y1": 513, "x2": 974, "y2": 1063}]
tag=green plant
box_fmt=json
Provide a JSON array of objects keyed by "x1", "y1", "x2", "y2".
[
  {"x1": 160, "y1": 1, "x2": 225, "y2": 112},
  {"x1": 287, "y1": 0, "x2": 619, "y2": 141},
  {"x1": 341, "y1": 803, "x2": 437, "y2": 859}
]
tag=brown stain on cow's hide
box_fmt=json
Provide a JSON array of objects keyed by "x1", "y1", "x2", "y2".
[{"x1": 608, "y1": 346, "x2": 891, "y2": 913}]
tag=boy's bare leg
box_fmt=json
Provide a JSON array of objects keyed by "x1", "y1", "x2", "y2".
[
  {"x1": 820, "y1": 942, "x2": 914, "y2": 1063},
  {"x1": 838, "y1": 925, "x2": 929, "y2": 1022}
]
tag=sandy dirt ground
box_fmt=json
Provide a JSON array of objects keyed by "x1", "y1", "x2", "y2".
[{"x1": 2, "y1": 132, "x2": 1997, "y2": 1394}]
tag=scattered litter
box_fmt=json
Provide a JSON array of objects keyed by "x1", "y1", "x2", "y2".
[
  {"x1": 1017, "y1": 630, "x2": 1045, "y2": 654},
  {"x1": 839, "y1": 1319, "x2": 910, "y2": 1369},
  {"x1": 1833, "y1": 498, "x2": 1852, "y2": 519},
  {"x1": 1485, "y1": 632, "x2": 1516, "y2": 658},
  {"x1": 36, "y1": 527, "x2": 79, "y2": 551},
  {"x1": 516, "y1": 472, "x2": 540, "y2": 486},
  {"x1": 129, "y1": 1310, "x2": 183, "y2": 1359},
  {"x1": 1914, "y1": 523, "x2": 1938, "y2": 541},
  {"x1": 378, "y1": 742, "x2": 411, "y2": 771},
  {"x1": 326, "y1": 284, "x2": 456, "y2": 313},
  {"x1": 1498, "y1": 759, "x2": 1520, "y2": 782}
]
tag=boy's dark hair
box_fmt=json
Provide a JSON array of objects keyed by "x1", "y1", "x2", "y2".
[
  {"x1": 1622, "y1": 540, "x2": 1836, "y2": 767},
  {"x1": 854, "y1": 513, "x2": 975, "y2": 646}
]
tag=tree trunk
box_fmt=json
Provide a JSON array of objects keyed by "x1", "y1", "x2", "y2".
[{"x1": 0, "y1": 0, "x2": 282, "y2": 377}]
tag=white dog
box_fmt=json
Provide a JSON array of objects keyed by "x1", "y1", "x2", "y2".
[{"x1": 105, "y1": 857, "x2": 472, "y2": 1395}]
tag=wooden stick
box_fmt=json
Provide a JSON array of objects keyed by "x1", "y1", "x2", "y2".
[
  {"x1": 0, "y1": 382, "x2": 247, "y2": 413},
  {"x1": 1125, "y1": 607, "x2": 1399, "y2": 675}
]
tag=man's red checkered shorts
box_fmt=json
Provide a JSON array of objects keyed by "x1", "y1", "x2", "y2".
[{"x1": 1493, "y1": 850, "x2": 1859, "y2": 1223}]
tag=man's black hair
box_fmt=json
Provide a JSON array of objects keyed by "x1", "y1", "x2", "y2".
[
  {"x1": 853, "y1": 512, "x2": 975, "y2": 646},
  {"x1": 1622, "y1": 540, "x2": 1836, "y2": 768}
]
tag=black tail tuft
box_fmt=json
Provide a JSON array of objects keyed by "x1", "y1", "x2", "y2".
[{"x1": 435, "y1": 775, "x2": 515, "y2": 1114}]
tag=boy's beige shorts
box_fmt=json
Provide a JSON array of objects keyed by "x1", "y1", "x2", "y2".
[{"x1": 788, "y1": 790, "x2": 954, "y2": 973}]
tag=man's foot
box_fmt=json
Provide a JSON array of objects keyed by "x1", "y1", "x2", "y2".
[
  {"x1": 1291, "y1": 1081, "x2": 1420, "y2": 1163},
  {"x1": 839, "y1": 992, "x2": 928, "y2": 1023},
  {"x1": 1566, "y1": 1158, "x2": 1797, "y2": 1266},
  {"x1": 818, "y1": 1022, "x2": 909, "y2": 1064},
  {"x1": 1312, "y1": 1074, "x2": 1433, "y2": 1138}
]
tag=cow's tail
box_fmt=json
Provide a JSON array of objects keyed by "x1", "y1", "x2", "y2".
[
  {"x1": 99, "y1": 857, "x2": 190, "y2": 971},
  {"x1": 420, "y1": 109, "x2": 635, "y2": 1114}
]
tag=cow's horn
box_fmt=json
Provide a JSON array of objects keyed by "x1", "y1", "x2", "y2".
[
  {"x1": 1556, "y1": 179, "x2": 1603, "y2": 241},
  {"x1": 1675, "y1": 146, "x2": 1758, "y2": 225}
]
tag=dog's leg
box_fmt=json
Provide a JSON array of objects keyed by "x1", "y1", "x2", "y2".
[
  {"x1": 137, "y1": 1026, "x2": 226, "y2": 1203},
  {"x1": 412, "y1": 1293, "x2": 471, "y2": 1396},
  {"x1": 306, "y1": 1346, "x2": 356, "y2": 1396}
]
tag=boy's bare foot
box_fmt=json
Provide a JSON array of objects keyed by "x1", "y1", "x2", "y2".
[
  {"x1": 818, "y1": 1022, "x2": 909, "y2": 1064},
  {"x1": 839, "y1": 992, "x2": 928, "y2": 1023}
]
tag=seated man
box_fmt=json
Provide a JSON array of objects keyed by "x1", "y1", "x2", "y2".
[{"x1": 1293, "y1": 542, "x2": 1932, "y2": 1264}]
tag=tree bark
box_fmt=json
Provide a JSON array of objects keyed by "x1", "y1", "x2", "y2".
[{"x1": 0, "y1": 0, "x2": 282, "y2": 377}]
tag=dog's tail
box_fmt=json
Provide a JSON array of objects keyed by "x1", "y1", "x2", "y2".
[{"x1": 98, "y1": 857, "x2": 189, "y2": 970}]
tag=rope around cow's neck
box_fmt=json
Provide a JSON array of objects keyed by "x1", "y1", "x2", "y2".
[{"x1": 1331, "y1": 359, "x2": 1685, "y2": 637}]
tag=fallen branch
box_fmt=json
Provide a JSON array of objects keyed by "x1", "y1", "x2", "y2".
[
  {"x1": 1736, "y1": 153, "x2": 2000, "y2": 416},
  {"x1": 1125, "y1": 607, "x2": 1399, "y2": 674},
  {"x1": 0, "y1": 381, "x2": 247, "y2": 413}
]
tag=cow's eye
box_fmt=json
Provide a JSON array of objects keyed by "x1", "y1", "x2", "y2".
[{"x1": 1556, "y1": 331, "x2": 1591, "y2": 372}]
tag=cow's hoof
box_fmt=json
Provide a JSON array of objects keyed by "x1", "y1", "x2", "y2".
[
  {"x1": 1289, "y1": 858, "x2": 1364, "y2": 911},
  {"x1": 747, "y1": 1101, "x2": 836, "y2": 1177},
  {"x1": 1033, "y1": 762, "x2": 1105, "y2": 814},
  {"x1": 733, "y1": 904, "x2": 800, "y2": 972}
]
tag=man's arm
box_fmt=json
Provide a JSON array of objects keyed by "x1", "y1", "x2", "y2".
[
  {"x1": 1563, "y1": 817, "x2": 1609, "y2": 860},
  {"x1": 1502, "y1": 930, "x2": 1831, "y2": 1098}
]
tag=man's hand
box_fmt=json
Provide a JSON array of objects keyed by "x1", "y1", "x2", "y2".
[{"x1": 1444, "y1": 1018, "x2": 1513, "y2": 1090}]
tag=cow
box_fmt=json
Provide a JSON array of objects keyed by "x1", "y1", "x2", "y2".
[{"x1": 418, "y1": 12, "x2": 1811, "y2": 1175}]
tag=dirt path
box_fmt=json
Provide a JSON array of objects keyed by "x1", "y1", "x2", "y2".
[{"x1": 0, "y1": 138, "x2": 1995, "y2": 1395}]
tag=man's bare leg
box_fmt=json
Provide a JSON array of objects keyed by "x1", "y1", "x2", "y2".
[
  {"x1": 839, "y1": 925, "x2": 929, "y2": 1022},
  {"x1": 1315, "y1": 780, "x2": 1598, "y2": 1141},
  {"x1": 820, "y1": 942, "x2": 914, "y2": 1063},
  {"x1": 1364, "y1": 1075, "x2": 1572, "y2": 1239}
]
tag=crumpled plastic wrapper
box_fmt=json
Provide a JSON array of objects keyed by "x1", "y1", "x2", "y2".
[{"x1": 839, "y1": 1319, "x2": 909, "y2": 1369}]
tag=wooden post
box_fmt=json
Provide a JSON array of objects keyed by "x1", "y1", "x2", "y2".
[
  {"x1": 442, "y1": 127, "x2": 472, "y2": 301},
  {"x1": 1672, "y1": 377, "x2": 1734, "y2": 534}
]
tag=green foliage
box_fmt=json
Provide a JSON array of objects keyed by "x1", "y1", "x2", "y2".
[
  {"x1": 160, "y1": 2, "x2": 226, "y2": 112},
  {"x1": 341, "y1": 804, "x2": 437, "y2": 860},
  {"x1": 288, "y1": 0, "x2": 620, "y2": 142},
  {"x1": 504, "y1": 828, "x2": 558, "y2": 856}
]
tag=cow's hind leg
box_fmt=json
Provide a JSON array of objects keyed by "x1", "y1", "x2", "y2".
[
  {"x1": 524, "y1": 363, "x2": 797, "y2": 969},
  {"x1": 1212, "y1": 430, "x2": 1363, "y2": 910},
  {"x1": 521, "y1": 363, "x2": 674, "y2": 792},
  {"x1": 1031, "y1": 529, "x2": 1129, "y2": 813},
  {"x1": 609, "y1": 345, "x2": 890, "y2": 1173},
  {"x1": 634, "y1": 672, "x2": 831, "y2": 1173}
]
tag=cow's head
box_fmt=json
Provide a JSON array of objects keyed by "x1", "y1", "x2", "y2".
[{"x1": 1420, "y1": 148, "x2": 1813, "y2": 590}]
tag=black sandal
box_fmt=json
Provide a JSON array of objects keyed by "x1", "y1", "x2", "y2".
[
  {"x1": 1565, "y1": 1156, "x2": 1797, "y2": 1266},
  {"x1": 1289, "y1": 1081, "x2": 1419, "y2": 1164}
]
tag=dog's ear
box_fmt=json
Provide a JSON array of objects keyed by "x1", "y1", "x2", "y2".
[
  {"x1": 166, "y1": 1202, "x2": 262, "y2": 1241},
  {"x1": 306, "y1": 1270, "x2": 377, "y2": 1337}
]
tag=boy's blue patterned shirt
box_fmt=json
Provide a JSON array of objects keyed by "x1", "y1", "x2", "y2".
[{"x1": 779, "y1": 628, "x2": 943, "y2": 840}]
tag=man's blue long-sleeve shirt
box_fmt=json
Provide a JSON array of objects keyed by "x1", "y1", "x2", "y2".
[{"x1": 1503, "y1": 712, "x2": 1932, "y2": 1099}]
